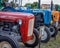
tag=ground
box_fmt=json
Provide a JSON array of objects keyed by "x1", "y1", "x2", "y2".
[
  {"x1": 40, "y1": 31, "x2": 60, "y2": 48},
  {"x1": 19, "y1": 31, "x2": 60, "y2": 48}
]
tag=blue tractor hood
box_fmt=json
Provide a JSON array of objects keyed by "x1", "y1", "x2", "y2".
[
  {"x1": 16, "y1": 7, "x2": 52, "y2": 24},
  {"x1": 16, "y1": 7, "x2": 44, "y2": 13},
  {"x1": 2, "y1": 6, "x2": 17, "y2": 12}
]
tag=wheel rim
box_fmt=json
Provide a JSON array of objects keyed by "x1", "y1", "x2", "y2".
[
  {"x1": 26, "y1": 34, "x2": 36, "y2": 44},
  {"x1": 49, "y1": 27, "x2": 55, "y2": 35},
  {"x1": 0, "y1": 41, "x2": 12, "y2": 48},
  {"x1": 39, "y1": 26, "x2": 47, "y2": 40}
]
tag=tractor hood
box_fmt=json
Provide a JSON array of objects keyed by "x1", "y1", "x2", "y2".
[
  {"x1": 16, "y1": 7, "x2": 51, "y2": 14},
  {"x1": 31, "y1": 9, "x2": 44, "y2": 13},
  {"x1": 0, "y1": 12, "x2": 34, "y2": 22},
  {"x1": 16, "y1": 7, "x2": 44, "y2": 13},
  {"x1": 16, "y1": 7, "x2": 52, "y2": 24}
]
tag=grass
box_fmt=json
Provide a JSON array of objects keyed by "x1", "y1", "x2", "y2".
[
  {"x1": 19, "y1": 31, "x2": 60, "y2": 48},
  {"x1": 40, "y1": 31, "x2": 60, "y2": 48}
]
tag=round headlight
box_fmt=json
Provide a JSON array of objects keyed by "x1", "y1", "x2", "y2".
[
  {"x1": 18, "y1": 19, "x2": 22, "y2": 25},
  {"x1": 50, "y1": 20, "x2": 53, "y2": 24}
]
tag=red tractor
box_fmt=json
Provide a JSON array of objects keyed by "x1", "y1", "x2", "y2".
[{"x1": 0, "y1": 12, "x2": 39, "y2": 48}]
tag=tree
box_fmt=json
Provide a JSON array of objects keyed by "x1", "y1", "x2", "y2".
[
  {"x1": 31, "y1": 2, "x2": 38, "y2": 8},
  {"x1": 2, "y1": 0, "x2": 8, "y2": 2},
  {"x1": 24, "y1": 3, "x2": 32, "y2": 7},
  {"x1": 24, "y1": 2, "x2": 38, "y2": 9},
  {"x1": 10, "y1": 1, "x2": 15, "y2": 7}
]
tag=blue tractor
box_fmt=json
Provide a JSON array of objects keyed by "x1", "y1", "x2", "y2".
[{"x1": 15, "y1": 7, "x2": 52, "y2": 43}]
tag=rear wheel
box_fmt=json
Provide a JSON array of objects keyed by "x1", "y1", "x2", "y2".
[
  {"x1": 0, "y1": 36, "x2": 20, "y2": 48},
  {"x1": 49, "y1": 26, "x2": 55, "y2": 36},
  {"x1": 48, "y1": 25, "x2": 58, "y2": 37},
  {"x1": 38, "y1": 26, "x2": 50, "y2": 43},
  {"x1": 24, "y1": 28, "x2": 39, "y2": 47}
]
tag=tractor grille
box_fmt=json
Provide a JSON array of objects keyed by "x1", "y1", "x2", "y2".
[{"x1": 28, "y1": 19, "x2": 34, "y2": 36}]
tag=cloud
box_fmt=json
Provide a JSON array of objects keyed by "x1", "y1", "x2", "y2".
[
  {"x1": 53, "y1": 0, "x2": 60, "y2": 5},
  {"x1": 22, "y1": 0, "x2": 51, "y2": 5},
  {"x1": 41, "y1": 0, "x2": 51, "y2": 4},
  {"x1": 9, "y1": 0, "x2": 60, "y2": 5},
  {"x1": 22, "y1": 0, "x2": 38, "y2": 5}
]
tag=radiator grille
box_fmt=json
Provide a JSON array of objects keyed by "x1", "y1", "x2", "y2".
[{"x1": 28, "y1": 19, "x2": 34, "y2": 36}]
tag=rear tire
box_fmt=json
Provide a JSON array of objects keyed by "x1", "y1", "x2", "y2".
[
  {"x1": 48, "y1": 25, "x2": 58, "y2": 37},
  {"x1": 24, "y1": 28, "x2": 39, "y2": 47},
  {"x1": 52, "y1": 26, "x2": 58, "y2": 37},
  {"x1": 0, "y1": 36, "x2": 20, "y2": 48}
]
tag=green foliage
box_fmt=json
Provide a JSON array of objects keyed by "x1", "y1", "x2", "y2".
[
  {"x1": 2, "y1": 0, "x2": 8, "y2": 2},
  {"x1": 24, "y1": 3, "x2": 32, "y2": 7},
  {"x1": 24, "y1": 2, "x2": 38, "y2": 9},
  {"x1": 0, "y1": 0, "x2": 3, "y2": 9},
  {"x1": 10, "y1": 1, "x2": 15, "y2": 7},
  {"x1": 31, "y1": 2, "x2": 38, "y2": 9},
  {"x1": 57, "y1": 5, "x2": 60, "y2": 11}
]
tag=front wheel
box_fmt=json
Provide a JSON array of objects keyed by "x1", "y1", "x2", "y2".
[
  {"x1": 38, "y1": 26, "x2": 51, "y2": 43},
  {"x1": 0, "y1": 36, "x2": 20, "y2": 48},
  {"x1": 24, "y1": 28, "x2": 39, "y2": 47}
]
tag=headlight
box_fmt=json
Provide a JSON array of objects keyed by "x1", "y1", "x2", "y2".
[
  {"x1": 50, "y1": 20, "x2": 53, "y2": 24},
  {"x1": 18, "y1": 19, "x2": 22, "y2": 25}
]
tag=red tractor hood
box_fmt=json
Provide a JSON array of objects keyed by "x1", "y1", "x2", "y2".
[{"x1": 0, "y1": 12, "x2": 34, "y2": 22}]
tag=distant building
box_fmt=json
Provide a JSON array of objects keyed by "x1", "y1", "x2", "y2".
[{"x1": 41, "y1": 4, "x2": 51, "y2": 9}]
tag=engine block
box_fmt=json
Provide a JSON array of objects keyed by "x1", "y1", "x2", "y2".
[
  {"x1": 0, "y1": 20, "x2": 21, "y2": 41},
  {"x1": 0, "y1": 20, "x2": 19, "y2": 32}
]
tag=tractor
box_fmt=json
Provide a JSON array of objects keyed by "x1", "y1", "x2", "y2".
[
  {"x1": 0, "y1": 1, "x2": 40, "y2": 47},
  {"x1": 0, "y1": 12, "x2": 39, "y2": 48},
  {"x1": 0, "y1": 0, "x2": 54, "y2": 43},
  {"x1": 49, "y1": 0, "x2": 59, "y2": 37},
  {"x1": 46, "y1": 0, "x2": 59, "y2": 38},
  {"x1": 53, "y1": 4, "x2": 60, "y2": 31},
  {"x1": 53, "y1": 4, "x2": 60, "y2": 23}
]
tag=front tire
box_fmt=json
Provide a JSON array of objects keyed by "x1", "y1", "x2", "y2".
[
  {"x1": 0, "y1": 36, "x2": 20, "y2": 48},
  {"x1": 24, "y1": 28, "x2": 39, "y2": 47},
  {"x1": 38, "y1": 26, "x2": 50, "y2": 43}
]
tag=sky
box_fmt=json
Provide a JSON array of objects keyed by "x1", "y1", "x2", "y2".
[
  {"x1": 23, "y1": 0, "x2": 60, "y2": 5},
  {"x1": 9, "y1": 0, "x2": 60, "y2": 5}
]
